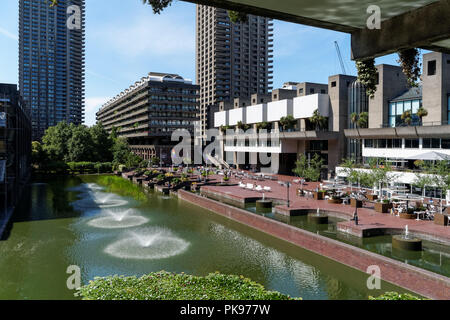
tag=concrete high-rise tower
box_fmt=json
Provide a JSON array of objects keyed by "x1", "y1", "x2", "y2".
[
  {"x1": 19, "y1": 0, "x2": 85, "y2": 140},
  {"x1": 196, "y1": 5, "x2": 273, "y2": 141}
]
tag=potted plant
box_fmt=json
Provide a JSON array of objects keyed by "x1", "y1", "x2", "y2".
[
  {"x1": 367, "y1": 193, "x2": 378, "y2": 201},
  {"x1": 374, "y1": 199, "x2": 391, "y2": 213},
  {"x1": 328, "y1": 194, "x2": 343, "y2": 204},
  {"x1": 400, "y1": 208, "x2": 417, "y2": 220},
  {"x1": 313, "y1": 189, "x2": 326, "y2": 200},
  {"x1": 417, "y1": 107, "x2": 428, "y2": 125},
  {"x1": 351, "y1": 198, "x2": 363, "y2": 208}
]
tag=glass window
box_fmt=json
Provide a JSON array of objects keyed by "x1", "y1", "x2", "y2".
[
  {"x1": 396, "y1": 101, "x2": 404, "y2": 115},
  {"x1": 412, "y1": 100, "x2": 420, "y2": 114},
  {"x1": 404, "y1": 100, "x2": 412, "y2": 112},
  {"x1": 442, "y1": 139, "x2": 450, "y2": 149},
  {"x1": 365, "y1": 139, "x2": 373, "y2": 148},
  {"x1": 423, "y1": 138, "x2": 431, "y2": 149},
  {"x1": 378, "y1": 139, "x2": 386, "y2": 148},
  {"x1": 405, "y1": 139, "x2": 419, "y2": 149},
  {"x1": 393, "y1": 139, "x2": 402, "y2": 148}
]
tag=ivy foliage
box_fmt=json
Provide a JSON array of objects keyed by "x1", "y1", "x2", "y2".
[
  {"x1": 397, "y1": 48, "x2": 421, "y2": 88},
  {"x1": 356, "y1": 59, "x2": 378, "y2": 99}
]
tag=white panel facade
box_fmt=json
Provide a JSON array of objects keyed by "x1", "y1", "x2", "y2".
[
  {"x1": 293, "y1": 93, "x2": 330, "y2": 119},
  {"x1": 229, "y1": 108, "x2": 246, "y2": 126},
  {"x1": 246, "y1": 104, "x2": 267, "y2": 124},
  {"x1": 267, "y1": 99, "x2": 293, "y2": 122},
  {"x1": 214, "y1": 111, "x2": 228, "y2": 127}
]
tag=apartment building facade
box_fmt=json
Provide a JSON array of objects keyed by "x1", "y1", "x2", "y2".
[
  {"x1": 96, "y1": 73, "x2": 199, "y2": 164},
  {"x1": 213, "y1": 76, "x2": 354, "y2": 176},
  {"x1": 0, "y1": 84, "x2": 32, "y2": 236},
  {"x1": 196, "y1": 4, "x2": 273, "y2": 142},
  {"x1": 19, "y1": 0, "x2": 85, "y2": 140}
]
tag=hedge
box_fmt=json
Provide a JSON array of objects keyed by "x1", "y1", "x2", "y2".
[
  {"x1": 77, "y1": 272, "x2": 298, "y2": 300},
  {"x1": 36, "y1": 161, "x2": 113, "y2": 174},
  {"x1": 369, "y1": 292, "x2": 424, "y2": 300}
]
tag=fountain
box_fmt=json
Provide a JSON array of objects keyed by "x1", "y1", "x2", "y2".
[
  {"x1": 87, "y1": 208, "x2": 149, "y2": 229},
  {"x1": 256, "y1": 197, "x2": 272, "y2": 214},
  {"x1": 392, "y1": 225, "x2": 423, "y2": 251},
  {"x1": 308, "y1": 208, "x2": 329, "y2": 224},
  {"x1": 73, "y1": 191, "x2": 129, "y2": 209},
  {"x1": 104, "y1": 227, "x2": 190, "y2": 260}
]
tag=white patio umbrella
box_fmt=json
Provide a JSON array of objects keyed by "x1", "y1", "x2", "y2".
[{"x1": 405, "y1": 151, "x2": 450, "y2": 161}]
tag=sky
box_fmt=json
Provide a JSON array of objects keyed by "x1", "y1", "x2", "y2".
[{"x1": 0, "y1": 0, "x2": 403, "y2": 126}]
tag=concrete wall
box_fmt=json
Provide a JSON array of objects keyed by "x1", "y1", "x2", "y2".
[
  {"x1": 423, "y1": 52, "x2": 450, "y2": 124},
  {"x1": 369, "y1": 64, "x2": 408, "y2": 128},
  {"x1": 297, "y1": 82, "x2": 328, "y2": 97}
]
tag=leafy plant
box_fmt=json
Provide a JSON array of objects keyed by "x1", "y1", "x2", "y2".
[
  {"x1": 77, "y1": 272, "x2": 298, "y2": 300},
  {"x1": 228, "y1": 11, "x2": 248, "y2": 24},
  {"x1": 309, "y1": 110, "x2": 328, "y2": 131},
  {"x1": 280, "y1": 115, "x2": 297, "y2": 131},
  {"x1": 401, "y1": 109, "x2": 413, "y2": 126},
  {"x1": 369, "y1": 292, "x2": 424, "y2": 300},
  {"x1": 293, "y1": 154, "x2": 324, "y2": 182},
  {"x1": 357, "y1": 112, "x2": 369, "y2": 128},
  {"x1": 397, "y1": 48, "x2": 421, "y2": 87},
  {"x1": 416, "y1": 107, "x2": 428, "y2": 125},
  {"x1": 356, "y1": 59, "x2": 378, "y2": 99},
  {"x1": 142, "y1": 0, "x2": 173, "y2": 14}
]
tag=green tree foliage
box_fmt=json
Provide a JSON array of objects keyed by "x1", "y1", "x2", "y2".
[
  {"x1": 228, "y1": 11, "x2": 248, "y2": 23},
  {"x1": 279, "y1": 115, "x2": 297, "y2": 131},
  {"x1": 309, "y1": 110, "x2": 328, "y2": 130},
  {"x1": 356, "y1": 59, "x2": 378, "y2": 99},
  {"x1": 36, "y1": 123, "x2": 144, "y2": 171},
  {"x1": 293, "y1": 154, "x2": 324, "y2": 182},
  {"x1": 141, "y1": 0, "x2": 173, "y2": 14},
  {"x1": 397, "y1": 48, "x2": 421, "y2": 88}
]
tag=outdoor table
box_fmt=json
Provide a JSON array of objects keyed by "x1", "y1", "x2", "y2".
[{"x1": 414, "y1": 211, "x2": 426, "y2": 220}]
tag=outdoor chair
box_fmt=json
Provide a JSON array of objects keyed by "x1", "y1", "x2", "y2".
[{"x1": 255, "y1": 185, "x2": 263, "y2": 192}]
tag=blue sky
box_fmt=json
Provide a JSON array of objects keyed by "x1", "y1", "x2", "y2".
[{"x1": 0, "y1": 0, "x2": 402, "y2": 126}]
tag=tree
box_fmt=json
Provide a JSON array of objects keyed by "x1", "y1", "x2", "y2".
[
  {"x1": 112, "y1": 138, "x2": 131, "y2": 165},
  {"x1": 309, "y1": 110, "x2": 327, "y2": 131},
  {"x1": 256, "y1": 122, "x2": 271, "y2": 132},
  {"x1": 89, "y1": 123, "x2": 113, "y2": 162},
  {"x1": 293, "y1": 153, "x2": 324, "y2": 182},
  {"x1": 41, "y1": 121, "x2": 72, "y2": 161},
  {"x1": 279, "y1": 115, "x2": 297, "y2": 131},
  {"x1": 67, "y1": 125, "x2": 94, "y2": 162},
  {"x1": 357, "y1": 112, "x2": 369, "y2": 128},
  {"x1": 31, "y1": 141, "x2": 47, "y2": 167}
]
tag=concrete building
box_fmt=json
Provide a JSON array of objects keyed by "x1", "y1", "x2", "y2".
[
  {"x1": 213, "y1": 76, "x2": 352, "y2": 176},
  {"x1": 0, "y1": 84, "x2": 32, "y2": 237},
  {"x1": 196, "y1": 4, "x2": 273, "y2": 142},
  {"x1": 96, "y1": 73, "x2": 199, "y2": 164},
  {"x1": 345, "y1": 52, "x2": 450, "y2": 166},
  {"x1": 19, "y1": 0, "x2": 86, "y2": 140}
]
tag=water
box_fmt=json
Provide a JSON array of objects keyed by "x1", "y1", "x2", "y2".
[
  {"x1": 0, "y1": 176, "x2": 413, "y2": 300},
  {"x1": 245, "y1": 204, "x2": 450, "y2": 278}
]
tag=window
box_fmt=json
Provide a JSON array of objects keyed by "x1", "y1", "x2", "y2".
[
  {"x1": 423, "y1": 138, "x2": 441, "y2": 149},
  {"x1": 310, "y1": 88, "x2": 315, "y2": 94},
  {"x1": 365, "y1": 139, "x2": 373, "y2": 148},
  {"x1": 428, "y1": 60, "x2": 436, "y2": 76},
  {"x1": 331, "y1": 81, "x2": 336, "y2": 87},
  {"x1": 405, "y1": 139, "x2": 419, "y2": 149},
  {"x1": 442, "y1": 139, "x2": 450, "y2": 149}
]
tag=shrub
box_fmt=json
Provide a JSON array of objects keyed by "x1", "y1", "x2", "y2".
[
  {"x1": 77, "y1": 272, "x2": 298, "y2": 300},
  {"x1": 369, "y1": 292, "x2": 424, "y2": 300}
]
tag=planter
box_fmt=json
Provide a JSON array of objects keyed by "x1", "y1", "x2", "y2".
[
  {"x1": 434, "y1": 214, "x2": 449, "y2": 226},
  {"x1": 350, "y1": 198, "x2": 363, "y2": 208},
  {"x1": 313, "y1": 191, "x2": 325, "y2": 200},
  {"x1": 399, "y1": 212, "x2": 417, "y2": 220},
  {"x1": 328, "y1": 198, "x2": 343, "y2": 204},
  {"x1": 367, "y1": 194, "x2": 378, "y2": 201},
  {"x1": 374, "y1": 202, "x2": 391, "y2": 213}
]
